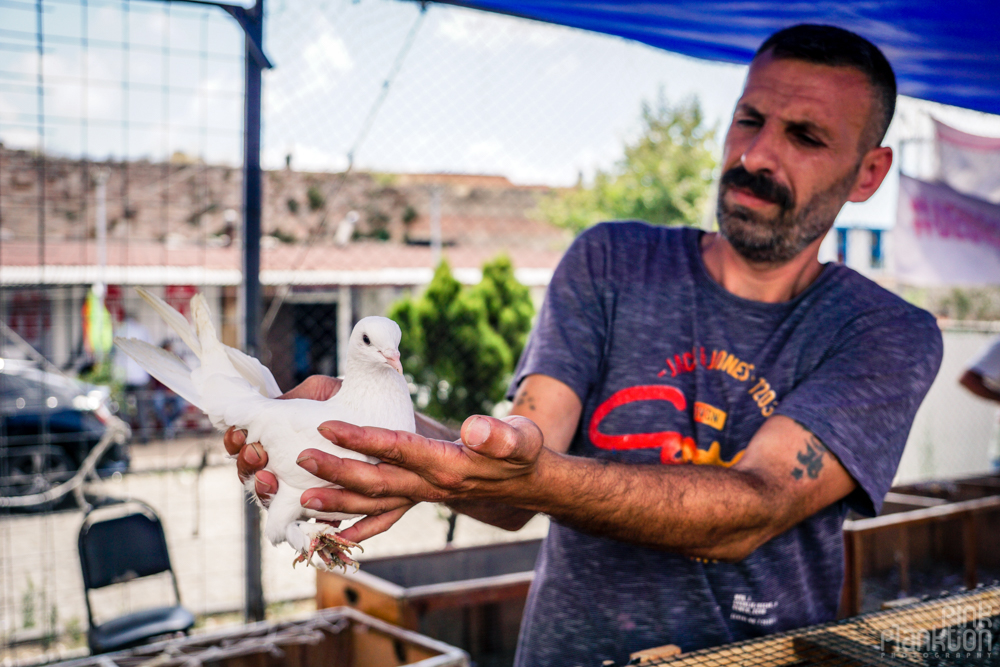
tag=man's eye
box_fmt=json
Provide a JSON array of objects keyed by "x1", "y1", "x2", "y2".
[
  {"x1": 737, "y1": 118, "x2": 761, "y2": 127},
  {"x1": 363, "y1": 334, "x2": 371, "y2": 345},
  {"x1": 796, "y1": 133, "x2": 823, "y2": 147}
]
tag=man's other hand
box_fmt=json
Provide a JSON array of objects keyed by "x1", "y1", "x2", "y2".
[{"x1": 222, "y1": 375, "x2": 343, "y2": 506}]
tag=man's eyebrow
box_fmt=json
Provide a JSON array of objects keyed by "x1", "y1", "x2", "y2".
[{"x1": 735, "y1": 103, "x2": 764, "y2": 119}]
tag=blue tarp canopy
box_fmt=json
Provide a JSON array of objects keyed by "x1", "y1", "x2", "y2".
[{"x1": 432, "y1": 1, "x2": 1000, "y2": 116}]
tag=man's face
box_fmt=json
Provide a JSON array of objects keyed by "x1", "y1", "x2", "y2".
[{"x1": 717, "y1": 52, "x2": 875, "y2": 264}]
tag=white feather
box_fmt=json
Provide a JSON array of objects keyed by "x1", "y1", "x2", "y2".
[
  {"x1": 135, "y1": 286, "x2": 202, "y2": 358},
  {"x1": 112, "y1": 337, "x2": 201, "y2": 408},
  {"x1": 225, "y1": 346, "x2": 283, "y2": 399}
]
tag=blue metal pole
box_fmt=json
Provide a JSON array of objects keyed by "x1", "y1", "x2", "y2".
[{"x1": 241, "y1": 0, "x2": 266, "y2": 624}]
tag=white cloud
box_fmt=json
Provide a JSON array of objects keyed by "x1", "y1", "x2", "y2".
[
  {"x1": 0, "y1": 127, "x2": 41, "y2": 151},
  {"x1": 267, "y1": 30, "x2": 353, "y2": 116},
  {"x1": 465, "y1": 138, "x2": 505, "y2": 161},
  {"x1": 460, "y1": 137, "x2": 581, "y2": 185},
  {"x1": 302, "y1": 33, "x2": 354, "y2": 76}
]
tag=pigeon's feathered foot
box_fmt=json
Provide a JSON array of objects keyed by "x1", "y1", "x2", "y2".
[{"x1": 291, "y1": 523, "x2": 363, "y2": 571}]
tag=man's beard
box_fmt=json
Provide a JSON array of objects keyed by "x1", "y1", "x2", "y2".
[{"x1": 716, "y1": 165, "x2": 858, "y2": 264}]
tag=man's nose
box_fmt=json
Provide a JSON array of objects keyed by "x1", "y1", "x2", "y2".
[{"x1": 740, "y1": 124, "x2": 781, "y2": 175}]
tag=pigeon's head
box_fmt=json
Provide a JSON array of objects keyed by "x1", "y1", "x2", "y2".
[{"x1": 350, "y1": 316, "x2": 404, "y2": 374}]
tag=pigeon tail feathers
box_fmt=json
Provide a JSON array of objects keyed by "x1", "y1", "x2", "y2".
[
  {"x1": 135, "y1": 286, "x2": 202, "y2": 358},
  {"x1": 191, "y1": 293, "x2": 220, "y2": 351},
  {"x1": 113, "y1": 336, "x2": 203, "y2": 409}
]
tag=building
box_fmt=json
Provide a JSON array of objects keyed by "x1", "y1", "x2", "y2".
[{"x1": 0, "y1": 147, "x2": 571, "y2": 390}]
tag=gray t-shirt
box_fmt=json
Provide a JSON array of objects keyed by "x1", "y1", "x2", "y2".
[{"x1": 509, "y1": 223, "x2": 942, "y2": 667}]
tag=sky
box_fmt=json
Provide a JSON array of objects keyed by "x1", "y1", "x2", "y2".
[
  {"x1": 2, "y1": 0, "x2": 1000, "y2": 229},
  {"x1": 259, "y1": 0, "x2": 749, "y2": 183}
]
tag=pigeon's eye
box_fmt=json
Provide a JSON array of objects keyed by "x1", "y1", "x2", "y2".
[{"x1": 362, "y1": 334, "x2": 371, "y2": 345}]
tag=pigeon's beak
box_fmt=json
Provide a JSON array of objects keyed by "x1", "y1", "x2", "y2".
[{"x1": 381, "y1": 350, "x2": 403, "y2": 374}]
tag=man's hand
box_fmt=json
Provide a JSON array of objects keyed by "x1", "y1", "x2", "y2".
[
  {"x1": 220, "y1": 373, "x2": 470, "y2": 544},
  {"x1": 222, "y1": 375, "x2": 343, "y2": 506},
  {"x1": 306, "y1": 375, "x2": 578, "y2": 537},
  {"x1": 302, "y1": 415, "x2": 543, "y2": 503},
  {"x1": 290, "y1": 415, "x2": 544, "y2": 541}
]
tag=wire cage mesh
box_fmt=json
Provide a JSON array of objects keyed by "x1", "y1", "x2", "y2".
[
  {"x1": 636, "y1": 585, "x2": 1000, "y2": 667},
  {"x1": 0, "y1": 1, "x2": 251, "y2": 661},
  {"x1": 0, "y1": 0, "x2": 747, "y2": 659}
]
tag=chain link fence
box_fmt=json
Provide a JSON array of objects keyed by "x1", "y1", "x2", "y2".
[
  {"x1": 2, "y1": 0, "x2": 999, "y2": 664},
  {"x1": 1, "y1": 1, "x2": 253, "y2": 661},
  {"x1": 0, "y1": 1, "x2": 737, "y2": 660}
]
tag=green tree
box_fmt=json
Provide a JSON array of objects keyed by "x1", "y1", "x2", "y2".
[
  {"x1": 388, "y1": 256, "x2": 534, "y2": 425},
  {"x1": 472, "y1": 255, "x2": 534, "y2": 362},
  {"x1": 538, "y1": 94, "x2": 716, "y2": 233}
]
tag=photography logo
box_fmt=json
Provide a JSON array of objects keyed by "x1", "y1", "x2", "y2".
[{"x1": 880, "y1": 602, "x2": 998, "y2": 660}]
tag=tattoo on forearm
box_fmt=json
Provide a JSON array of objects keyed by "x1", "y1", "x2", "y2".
[
  {"x1": 514, "y1": 389, "x2": 537, "y2": 411},
  {"x1": 791, "y1": 434, "x2": 827, "y2": 480}
]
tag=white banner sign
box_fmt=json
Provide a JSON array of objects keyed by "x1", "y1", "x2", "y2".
[
  {"x1": 895, "y1": 175, "x2": 1000, "y2": 286},
  {"x1": 935, "y1": 119, "x2": 1000, "y2": 204}
]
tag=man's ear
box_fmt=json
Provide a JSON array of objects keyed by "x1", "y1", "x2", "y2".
[{"x1": 848, "y1": 146, "x2": 893, "y2": 203}]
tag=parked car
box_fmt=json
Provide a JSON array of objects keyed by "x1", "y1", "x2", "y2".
[{"x1": 0, "y1": 358, "x2": 130, "y2": 502}]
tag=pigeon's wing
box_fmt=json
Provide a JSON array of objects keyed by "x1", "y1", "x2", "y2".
[
  {"x1": 135, "y1": 286, "x2": 202, "y2": 358},
  {"x1": 197, "y1": 373, "x2": 274, "y2": 434},
  {"x1": 224, "y1": 346, "x2": 282, "y2": 398},
  {"x1": 114, "y1": 337, "x2": 203, "y2": 409},
  {"x1": 190, "y1": 294, "x2": 280, "y2": 399}
]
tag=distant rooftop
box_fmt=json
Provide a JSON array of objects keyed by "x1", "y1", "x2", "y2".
[{"x1": 0, "y1": 239, "x2": 561, "y2": 287}]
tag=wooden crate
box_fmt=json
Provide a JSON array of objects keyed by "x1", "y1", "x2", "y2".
[
  {"x1": 317, "y1": 539, "x2": 542, "y2": 667},
  {"x1": 48, "y1": 607, "x2": 468, "y2": 667},
  {"x1": 841, "y1": 472, "x2": 1000, "y2": 616}
]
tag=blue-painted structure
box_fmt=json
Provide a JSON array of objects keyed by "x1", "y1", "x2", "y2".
[{"x1": 431, "y1": 1, "x2": 1000, "y2": 116}]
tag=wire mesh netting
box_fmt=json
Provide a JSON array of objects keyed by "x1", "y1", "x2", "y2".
[
  {"x1": 1, "y1": 2, "x2": 253, "y2": 662},
  {"x1": 0, "y1": 1, "x2": 745, "y2": 661},
  {"x1": 638, "y1": 585, "x2": 1000, "y2": 667},
  {"x1": 2, "y1": 0, "x2": 1000, "y2": 664}
]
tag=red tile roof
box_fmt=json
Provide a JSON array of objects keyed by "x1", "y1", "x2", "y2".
[{"x1": 0, "y1": 239, "x2": 564, "y2": 286}]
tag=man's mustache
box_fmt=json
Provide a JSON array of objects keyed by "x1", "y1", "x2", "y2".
[{"x1": 720, "y1": 166, "x2": 793, "y2": 211}]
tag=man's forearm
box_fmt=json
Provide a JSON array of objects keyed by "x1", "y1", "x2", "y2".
[
  {"x1": 960, "y1": 370, "x2": 1000, "y2": 403},
  {"x1": 415, "y1": 412, "x2": 461, "y2": 440},
  {"x1": 425, "y1": 411, "x2": 791, "y2": 556},
  {"x1": 308, "y1": 410, "x2": 853, "y2": 560},
  {"x1": 505, "y1": 449, "x2": 782, "y2": 561},
  {"x1": 446, "y1": 499, "x2": 538, "y2": 532}
]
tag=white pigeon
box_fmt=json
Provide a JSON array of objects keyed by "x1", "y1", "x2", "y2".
[{"x1": 114, "y1": 287, "x2": 415, "y2": 570}]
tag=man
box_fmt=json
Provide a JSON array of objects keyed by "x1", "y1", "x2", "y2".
[
  {"x1": 960, "y1": 339, "x2": 1000, "y2": 471},
  {"x1": 229, "y1": 24, "x2": 942, "y2": 666},
  {"x1": 115, "y1": 312, "x2": 154, "y2": 442}
]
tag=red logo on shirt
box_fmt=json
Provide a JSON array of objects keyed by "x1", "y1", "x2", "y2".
[{"x1": 589, "y1": 385, "x2": 743, "y2": 467}]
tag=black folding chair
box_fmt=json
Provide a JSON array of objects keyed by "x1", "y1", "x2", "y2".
[{"x1": 78, "y1": 501, "x2": 195, "y2": 654}]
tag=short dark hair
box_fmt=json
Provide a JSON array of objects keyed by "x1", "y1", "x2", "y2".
[{"x1": 756, "y1": 24, "x2": 896, "y2": 150}]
